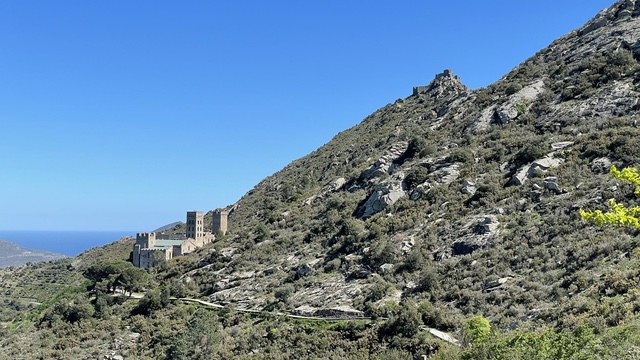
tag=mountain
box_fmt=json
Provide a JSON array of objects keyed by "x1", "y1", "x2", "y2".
[
  {"x1": 191, "y1": 0, "x2": 640, "y2": 319},
  {"x1": 152, "y1": 221, "x2": 184, "y2": 233},
  {"x1": 2, "y1": 1, "x2": 640, "y2": 358},
  {"x1": 0, "y1": 240, "x2": 66, "y2": 268}
]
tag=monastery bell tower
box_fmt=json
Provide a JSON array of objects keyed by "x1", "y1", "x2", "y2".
[{"x1": 186, "y1": 211, "x2": 204, "y2": 242}]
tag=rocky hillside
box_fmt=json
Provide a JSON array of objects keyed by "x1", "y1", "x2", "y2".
[
  {"x1": 0, "y1": 240, "x2": 66, "y2": 268},
  {"x1": 3, "y1": 1, "x2": 640, "y2": 358},
  {"x1": 173, "y1": 0, "x2": 640, "y2": 327}
]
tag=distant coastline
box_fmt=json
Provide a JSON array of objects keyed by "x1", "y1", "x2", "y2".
[{"x1": 0, "y1": 230, "x2": 135, "y2": 256}]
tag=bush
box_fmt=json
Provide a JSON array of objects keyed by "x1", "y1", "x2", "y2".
[
  {"x1": 379, "y1": 300, "x2": 421, "y2": 338},
  {"x1": 404, "y1": 166, "x2": 429, "y2": 189},
  {"x1": 464, "y1": 315, "x2": 491, "y2": 346},
  {"x1": 448, "y1": 149, "x2": 474, "y2": 164}
]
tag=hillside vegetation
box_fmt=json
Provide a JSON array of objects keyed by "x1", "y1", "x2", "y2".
[{"x1": 2, "y1": 1, "x2": 640, "y2": 359}]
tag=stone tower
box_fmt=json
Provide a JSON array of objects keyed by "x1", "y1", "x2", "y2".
[
  {"x1": 212, "y1": 209, "x2": 228, "y2": 235},
  {"x1": 186, "y1": 211, "x2": 204, "y2": 243}
]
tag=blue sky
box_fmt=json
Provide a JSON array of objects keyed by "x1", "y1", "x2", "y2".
[{"x1": 0, "y1": 1, "x2": 614, "y2": 231}]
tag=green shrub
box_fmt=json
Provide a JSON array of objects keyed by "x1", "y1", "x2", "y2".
[{"x1": 464, "y1": 315, "x2": 491, "y2": 345}]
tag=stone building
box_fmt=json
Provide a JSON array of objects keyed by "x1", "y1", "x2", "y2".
[
  {"x1": 212, "y1": 209, "x2": 228, "y2": 235},
  {"x1": 132, "y1": 210, "x2": 227, "y2": 269}
]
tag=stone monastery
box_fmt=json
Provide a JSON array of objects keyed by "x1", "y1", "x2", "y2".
[{"x1": 132, "y1": 210, "x2": 228, "y2": 269}]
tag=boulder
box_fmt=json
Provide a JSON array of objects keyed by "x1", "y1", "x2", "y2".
[
  {"x1": 510, "y1": 156, "x2": 563, "y2": 186},
  {"x1": 534, "y1": 157, "x2": 563, "y2": 169},
  {"x1": 543, "y1": 177, "x2": 562, "y2": 194},
  {"x1": 590, "y1": 157, "x2": 612, "y2": 173},
  {"x1": 401, "y1": 237, "x2": 415, "y2": 253},
  {"x1": 494, "y1": 79, "x2": 546, "y2": 125},
  {"x1": 486, "y1": 277, "x2": 511, "y2": 289},
  {"x1": 358, "y1": 181, "x2": 406, "y2": 218},
  {"x1": 296, "y1": 264, "x2": 314, "y2": 279},
  {"x1": 461, "y1": 180, "x2": 477, "y2": 195},
  {"x1": 410, "y1": 181, "x2": 432, "y2": 200},
  {"x1": 551, "y1": 141, "x2": 574, "y2": 150},
  {"x1": 465, "y1": 105, "x2": 496, "y2": 134},
  {"x1": 429, "y1": 328, "x2": 459, "y2": 345},
  {"x1": 431, "y1": 163, "x2": 460, "y2": 184},
  {"x1": 452, "y1": 215, "x2": 499, "y2": 256},
  {"x1": 474, "y1": 216, "x2": 499, "y2": 235},
  {"x1": 495, "y1": 107, "x2": 519, "y2": 124},
  {"x1": 379, "y1": 263, "x2": 395, "y2": 274},
  {"x1": 326, "y1": 177, "x2": 346, "y2": 192}
]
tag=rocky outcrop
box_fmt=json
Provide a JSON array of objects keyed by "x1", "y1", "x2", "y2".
[
  {"x1": 292, "y1": 305, "x2": 365, "y2": 319},
  {"x1": 410, "y1": 181, "x2": 432, "y2": 200},
  {"x1": 551, "y1": 141, "x2": 574, "y2": 150},
  {"x1": 359, "y1": 142, "x2": 408, "y2": 182},
  {"x1": 460, "y1": 180, "x2": 477, "y2": 195},
  {"x1": 486, "y1": 277, "x2": 512, "y2": 290},
  {"x1": 358, "y1": 174, "x2": 407, "y2": 218},
  {"x1": 465, "y1": 105, "x2": 496, "y2": 134},
  {"x1": 543, "y1": 177, "x2": 562, "y2": 194},
  {"x1": 451, "y1": 215, "x2": 500, "y2": 256},
  {"x1": 465, "y1": 80, "x2": 545, "y2": 133},
  {"x1": 590, "y1": 157, "x2": 612, "y2": 173},
  {"x1": 431, "y1": 163, "x2": 461, "y2": 184},
  {"x1": 510, "y1": 156, "x2": 563, "y2": 186},
  {"x1": 495, "y1": 80, "x2": 546, "y2": 125},
  {"x1": 302, "y1": 177, "x2": 346, "y2": 205}
]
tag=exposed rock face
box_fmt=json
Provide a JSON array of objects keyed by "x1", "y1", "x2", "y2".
[
  {"x1": 551, "y1": 141, "x2": 574, "y2": 150},
  {"x1": 473, "y1": 216, "x2": 499, "y2": 235},
  {"x1": 413, "y1": 69, "x2": 468, "y2": 104},
  {"x1": 379, "y1": 263, "x2": 395, "y2": 274},
  {"x1": 461, "y1": 180, "x2": 477, "y2": 195},
  {"x1": 292, "y1": 305, "x2": 365, "y2": 319},
  {"x1": 359, "y1": 142, "x2": 408, "y2": 182},
  {"x1": 543, "y1": 177, "x2": 562, "y2": 194},
  {"x1": 431, "y1": 163, "x2": 460, "y2": 184},
  {"x1": 510, "y1": 156, "x2": 564, "y2": 186},
  {"x1": 410, "y1": 181, "x2": 432, "y2": 200},
  {"x1": 590, "y1": 157, "x2": 612, "y2": 173},
  {"x1": 452, "y1": 215, "x2": 500, "y2": 256},
  {"x1": 495, "y1": 80, "x2": 546, "y2": 125},
  {"x1": 466, "y1": 80, "x2": 545, "y2": 133},
  {"x1": 302, "y1": 177, "x2": 346, "y2": 205},
  {"x1": 466, "y1": 105, "x2": 497, "y2": 134},
  {"x1": 358, "y1": 175, "x2": 407, "y2": 218}
]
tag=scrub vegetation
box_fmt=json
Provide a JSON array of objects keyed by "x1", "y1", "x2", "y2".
[{"x1": 3, "y1": 1, "x2": 640, "y2": 358}]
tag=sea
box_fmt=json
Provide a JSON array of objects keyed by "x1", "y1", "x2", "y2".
[{"x1": 0, "y1": 230, "x2": 136, "y2": 256}]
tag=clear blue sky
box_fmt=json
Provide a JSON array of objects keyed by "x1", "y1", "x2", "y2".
[{"x1": 0, "y1": 1, "x2": 614, "y2": 231}]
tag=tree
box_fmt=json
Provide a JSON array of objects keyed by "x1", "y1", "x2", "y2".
[
  {"x1": 379, "y1": 300, "x2": 421, "y2": 338},
  {"x1": 119, "y1": 266, "x2": 149, "y2": 295},
  {"x1": 464, "y1": 315, "x2": 491, "y2": 346},
  {"x1": 84, "y1": 260, "x2": 149, "y2": 295},
  {"x1": 580, "y1": 165, "x2": 640, "y2": 229}
]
